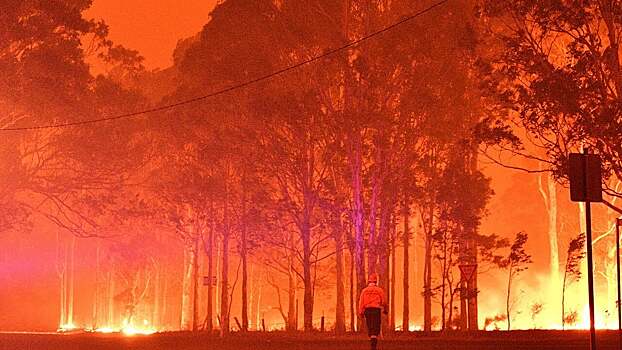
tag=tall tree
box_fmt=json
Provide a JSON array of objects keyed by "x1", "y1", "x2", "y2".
[
  {"x1": 479, "y1": 0, "x2": 622, "y2": 190},
  {"x1": 401, "y1": 197, "x2": 411, "y2": 332},
  {"x1": 537, "y1": 167, "x2": 561, "y2": 315}
]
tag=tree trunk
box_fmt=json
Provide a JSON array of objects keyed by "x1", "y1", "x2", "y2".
[
  {"x1": 192, "y1": 235, "x2": 200, "y2": 331},
  {"x1": 467, "y1": 244, "x2": 479, "y2": 330},
  {"x1": 605, "y1": 252, "x2": 617, "y2": 328},
  {"x1": 248, "y1": 265, "x2": 254, "y2": 330},
  {"x1": 241, "y1": 205, "x2": 249, "y2": 332},
  {"x1": 546, "y1": 174, "x2": 559, "y2": 285},
  {"x1": 350, "y1": 130, "x2": 367, "y2": 330},
  {"x1": 444, "y1": 234, "x2": 456, "y2": 331},
  {"x1": 67, "y1": 235, "x2": 76, "y2": 326},
  {"x1": 206, "y1": 215, "x2": 215, "y2": 332},
  {"x1": 578, "y1": 203, "x2": 586, "y2": 233},
  {"x1": 382, "y1": 249, "x2": 390, "y2": 333},
  {"x1": 349, "y1": 249, "x2": 356, "y2": 332},
  {"x1": 341, "y1": 0, "x2": 359, "y2": 333},
  {"x1": 368, "y1": 173, "x2": 380, "y2": 274},
  {"x1": 56, "y1": 231, "x2": 66, "y2": 328},
  {"x1": 161, "y1": 267, "x2": 168, "y2": 329},
  {"x1": 220, "y1": 195, "x2": 230, "y2": 336},
  {"x1": 466, "y1": 150, "x2": 479, "y2": 330},
  {"x1": 216, "y1": 233, "x2": 221, "y2": 324},
  {"x1": 561, "y1": 268, "x2": 567, "y2": 329},
  {"x1": 302, "y1": 214, "x2": 314, "y2": 331},
  {"x1": 287, "y1": 231, "x2": 297, "y2": 331},
  {"x1": 335, "y1": 226, "x2": 346, "y2": 334},
  {"x1": 402, "y1": 199, "x2": 410, "y2": 332},
  {"x1": 460, "y1": 279, "x2": 467, "y2": 330},
  {"x1": 257, "y1": 273, "x2": 263, "y2": 331},
  {"x1": 507, "y1": 269, "x2": 512, "y2": 331},
  {"x1": 390, "y1": 218, "x2": 396, "y2": 332},
  {"x1": 538, "y1": 170, "x2": 560, "y2": 316},
  {"x1": 60, "y1": 266, "x2": 66, "y2": 328},
  {"x1": 448, "y1": 280, "x2": 455, "y2": 330},
  {"x1": 153, "y1": 261, "x2": 161, "y2": 329},
  {"x1": 250, "y1": 265, "x2": 257, "y2": 330},
  {"x1": 92, "y1": 241, "x2": 99, "y2": 329},
  {"x1": 423, "y1": 206, "x2": 433, "y2": 332},
  {"x1": 440, "y1": 234, "x2": 447, "y2": 331},
  {"x1": 180, "y1": 242, "x2": 194, "y2": 330},
  {"x1": 349, "y1": 131, "x2": 366, "y2": 331},
  {"x1": 377, "y1": 200, "x2": 391, "y2": 334},
  {"x1": 107, "y1": 269, "x2": 115, "y2": 327}
]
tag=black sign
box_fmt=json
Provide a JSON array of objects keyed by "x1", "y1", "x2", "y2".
[{"x1": 569, "y1": 153, "x2": 602, "y2": 203}]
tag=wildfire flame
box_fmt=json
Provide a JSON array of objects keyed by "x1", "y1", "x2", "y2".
[
  {"x1": 94, "y1": 327, "x2": 114, "y2": 333},
  {"x1": 57, "y1": 323, "x2": 78, "y2": 332},
  {"x1": 64, "y1": 318, "x2": 157, "y2": 335},
  {"x1": 120, "y1": 318, "x2": 157, "y2": 336},
  {"x1": 408, "y1": 323, "x2": 422, "y2": 332}
]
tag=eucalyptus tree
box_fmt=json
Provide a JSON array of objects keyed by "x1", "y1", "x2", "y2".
[
  {"x1": 499, "y1": 232, "x2": 532, "y2": 330},
  {"x1": 0, "y1": 1, "x2": 157, "y2": 332},
  {"x1": 478, "y1": 0, "x2": 622, "y2": 191},
  {"x1": 561, "y1": 233, "x2": 586, "y2": 329},
  {"x1": 0, "y1": 0, "x2": 149, "y2": 235},
  {"x1": 173, "y1": 0, "x2": 349, "y2": 332},
  {"x1": 478, "y1": 1, "x2": 622, "y2": 327}
]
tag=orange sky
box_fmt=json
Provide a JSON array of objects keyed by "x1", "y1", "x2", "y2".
[{"x1": 87, "y1": 0, "x2": 218, "y2": 69}]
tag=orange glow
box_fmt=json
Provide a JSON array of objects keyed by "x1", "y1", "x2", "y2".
[
  {"x1": 4, "y1": 0, "x2": 622, "y2": 336},
  {"x1": 87, "y1": 0, "x2": 218, "y2": 69}
]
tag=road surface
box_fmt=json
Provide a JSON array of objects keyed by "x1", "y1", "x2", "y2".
[{"x1": 1, "y1": 330, "x2": 620, "y2": 350}]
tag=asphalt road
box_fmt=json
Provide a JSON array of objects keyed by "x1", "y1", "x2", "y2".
[{"x1": 1, "y1": 330, "x2": 620, "y2": 350}]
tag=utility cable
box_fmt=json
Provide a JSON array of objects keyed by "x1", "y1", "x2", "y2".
[{"x1": 1, "y1": 0, "x2": 450, "y2": 131}]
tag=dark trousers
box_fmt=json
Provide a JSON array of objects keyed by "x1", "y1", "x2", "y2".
[{"x1": 364, "y1": 307, "x2": 381, "y2": 337}]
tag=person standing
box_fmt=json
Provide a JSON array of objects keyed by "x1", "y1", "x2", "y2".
[{"x1": 358, "y1": 273, "x2": 388, "y2": 350}]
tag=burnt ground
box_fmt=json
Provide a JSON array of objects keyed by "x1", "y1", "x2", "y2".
[{"x1": 1, "y1": 330, "x2": 621, "y2": 350}]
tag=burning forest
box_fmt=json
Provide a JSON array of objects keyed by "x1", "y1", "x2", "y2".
[{"x1": 2, "y1": 0, "x2": 622, "y2": 349}]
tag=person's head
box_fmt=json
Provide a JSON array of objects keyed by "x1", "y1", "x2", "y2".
[{"x1": 368, "y1": 273, "x2": 378, "y2": 285}]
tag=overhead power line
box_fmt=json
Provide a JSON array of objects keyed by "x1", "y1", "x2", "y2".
[{"x1": 2, "y1": 0, "x2": 450, "y2": 131}]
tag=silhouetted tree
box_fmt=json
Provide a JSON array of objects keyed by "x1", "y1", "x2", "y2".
[
  {"x1": 499, "y1": 232, "x2": 532, "y2": 330},
  {"x1": 478, "y1": 0, "x2": 622, "y2": 191},
  {"x1": 562, "y1": 233, "x2": 586, "y2": 329}
]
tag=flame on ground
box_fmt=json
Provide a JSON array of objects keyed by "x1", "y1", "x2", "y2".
[
  {"x1": 121, "y1": 318, "x2": 157, "y2": 335},
  {"x1": 62, "y1": 318, "x2": 158, "y2": 335},
  {"x1": 408, "y1": 323, "x2": 423, "y2": 332},
  {"x1": 94, "y1": 327, "x2": 114, "y2": 333},
  {"x1": 57, "y1": 323, "x2": 78, "y2": 332}
]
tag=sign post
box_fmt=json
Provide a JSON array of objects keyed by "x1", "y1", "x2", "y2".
[
  {"x1": 616, "y1": 218, "x2": 621, "y2": 348},
  {"x1": 459, "y1": 264, "x2": 477, "y2": 285},
  {"x1": 459, "y1": 263, "x2": 477, "y2": 331},
  {"x1": 569, "y1": 149, "x2": 602, "y2": 350}
]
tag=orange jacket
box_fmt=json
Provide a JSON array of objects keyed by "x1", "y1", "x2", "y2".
[{"x1": 358, "y1": 283, "x2": 386, "y2": 315}]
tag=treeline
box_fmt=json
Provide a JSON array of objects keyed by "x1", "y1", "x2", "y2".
[
  {"x1": 141, "y1": 0, "x2": 510, "y2": 333},
  {"x1": 3, "y1": 0, "x2": 621, "y2": 334}
]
